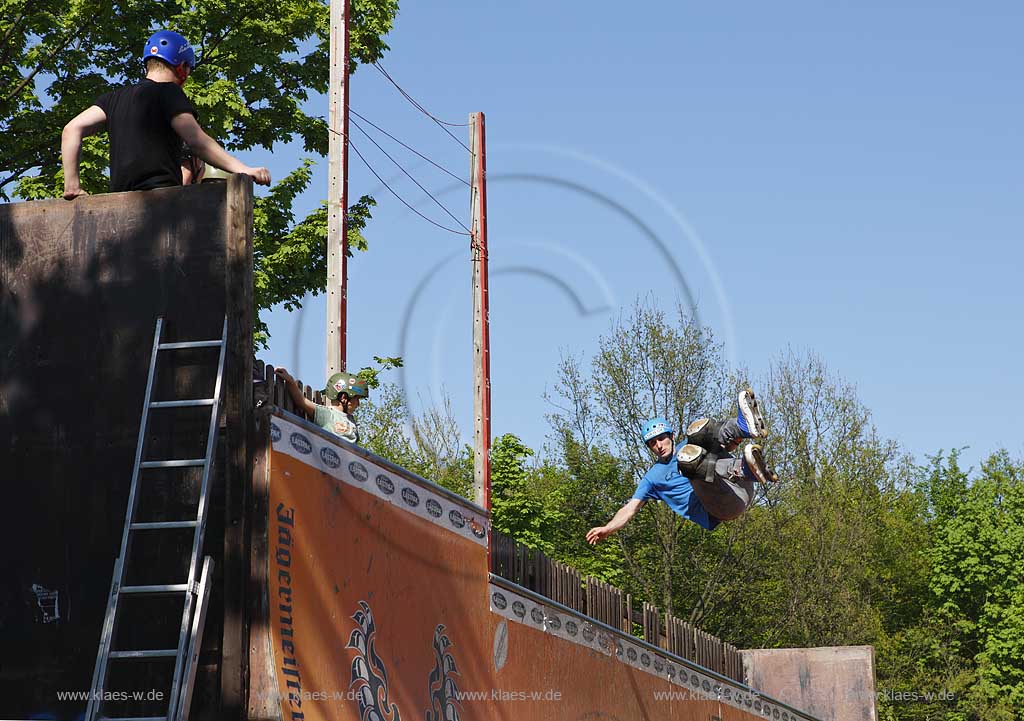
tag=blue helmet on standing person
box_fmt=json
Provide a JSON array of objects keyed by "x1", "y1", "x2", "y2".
[
  {"x1": 142, "y1": 30, "x2": 195, "y2": 71},
  {"x1": 641, "y1": 417, "x2": 673, "y2": 443}
]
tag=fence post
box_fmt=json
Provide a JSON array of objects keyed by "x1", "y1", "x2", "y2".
[{"x1": 643, "y1": 602, "x2": 659, "y2": 646}]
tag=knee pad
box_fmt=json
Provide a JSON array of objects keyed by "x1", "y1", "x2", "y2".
[
  {"x1": 686, "y1": 418, "x2": 722, "y2": 451},
  {"x1": 676, "y1": 443, "x2": 708, "y2": 477}
]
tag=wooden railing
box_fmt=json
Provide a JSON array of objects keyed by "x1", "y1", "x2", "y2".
[
  {"x1": 255, "y1": 358, "x2": 744, "y2": 683},
  {"x1": 253, "y1": 359, "x2": 322, "y2": 421},
  {"x1": 491, "y1": 530, "x2": 744, "y2": 682}
]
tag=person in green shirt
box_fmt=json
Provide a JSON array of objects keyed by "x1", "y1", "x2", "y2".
[{"x1": 275, "y1": 368, "x2": 368, "y2": 444}]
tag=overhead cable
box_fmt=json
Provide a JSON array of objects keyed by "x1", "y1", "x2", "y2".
[
  {"x1": 350, "y1": 115, "x2": 471, "y2": 233},
  {"x1": 373, "y1": 62, "x2": 472, "y2": 153},
  {"x1": 351, "y1": 108, "x2": 469, "y2": 187},
  {"x1": 345, "y1": 134, "x2": 471, "y2": 237}
]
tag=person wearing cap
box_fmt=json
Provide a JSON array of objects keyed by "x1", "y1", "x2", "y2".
[
  {"x1": 586, "y1": 388, "x2": 776, "y2": 543},
  {"x1": 274, "y1": 367, "x2": 369, "y2": 444},
  {"x1": 61, "y1": 29, "x2": 270, "y2": 199}
]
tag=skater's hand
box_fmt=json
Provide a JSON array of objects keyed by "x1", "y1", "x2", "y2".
[
  {"x1": 274, "y1": 368, "x2": 295, "y2": 386},
  {"x1": 586, "y1": 500, "x2": 644, "y2": 544},
  {"x1": 243, "y1": 166, "x2": 271, "y2": 186}
]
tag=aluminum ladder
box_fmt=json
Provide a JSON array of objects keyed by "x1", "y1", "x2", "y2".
[{"x1": 85, "y1": 316, "x2": 227, "y2": 721}]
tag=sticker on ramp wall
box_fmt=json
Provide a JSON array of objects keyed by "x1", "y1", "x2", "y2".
[
  {"x1": 493, "y1": 620, "x2": 509, "y2": 671},
  {"x1": 31, "y1": 584, "x2": 60, "y2": 624},
  {"x1": 345, "y1": 600, "x2": 463, "y2": 721},
  {"x1": 271, "y1": 415, "x2": 488, "y2": 546}
]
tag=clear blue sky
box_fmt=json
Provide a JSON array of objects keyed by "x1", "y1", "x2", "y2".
[{"x1": 256, "y1": 0, "x2": 1023, "y2": 472}]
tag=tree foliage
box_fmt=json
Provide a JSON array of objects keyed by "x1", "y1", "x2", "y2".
[
  {"x1": 729, "y1": 352, "x2": 923, "y2": 647},
  {"x1": 921, "y1": 451, "x2": 1024, "y2": 719},
  {"x1": 489, "y1": 433, "x2": 568, "y2": 556}
]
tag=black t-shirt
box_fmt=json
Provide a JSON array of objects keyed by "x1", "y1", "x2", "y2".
[{"x1": 94, "y1": 79, "x2": 196, "y2": 192}]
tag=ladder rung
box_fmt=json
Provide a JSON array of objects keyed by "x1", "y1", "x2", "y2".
[
  {"x1": 158, "y1": 340, "x2": 222, "y2": 350},
  {"x1": 120, "y1": 584, "x2": 189, "y2": 595},
  {"x1": 109, "y1": 649, "x2": 178, "y2": 659},
  {"x1": 149, "y1": 399, "x2": 216, "y2": 408},
  {"x1": 140, "y1": 459, "x2": 205, "y2": 469},
  {"x1": 131, "y1": 521, "x2": 198, "y2": 530}
]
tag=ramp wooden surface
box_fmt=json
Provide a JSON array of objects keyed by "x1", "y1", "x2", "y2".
[
  {"x1": 0, "y1": 182, "x2": 253, "y2": 721},
  {"x1": 251, "y1": 411, "x2": 820, "y2": 721}
]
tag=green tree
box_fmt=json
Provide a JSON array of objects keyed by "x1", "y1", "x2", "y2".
[
  {"x1": 923, "y1": 450, "x2": 1024, "y2": 720},
  {"x1": 1, "y1": 0, "x2": 399, "y2": 344},
  {"x1": 539, "y1": 429, "x2": 629, "y2": 585},
  {"x1": 489, "y1": 433, "x2": 568, "y2": 556},
  {"x1": 727, "y1": 351, "x2": 922, "y2": 647}
]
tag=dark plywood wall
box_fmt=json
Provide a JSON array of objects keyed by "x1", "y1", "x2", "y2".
[
  {"x1": 742, "y1": 646, "x2": 878, "y2": 721},
  {"x1": 0, "y1": 179, "x2": 253, "y2": 721}
]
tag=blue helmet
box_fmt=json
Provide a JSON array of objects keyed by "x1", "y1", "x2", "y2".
[
  {"x1": 641, "y1": 417, "x2": 673, "y2": 443},
  {"x1": 143, "y1": 30, "x2": 195, "y2": 70}
]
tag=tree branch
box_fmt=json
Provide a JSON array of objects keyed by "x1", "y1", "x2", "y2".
[{"x1": 0, "y1": 165, "x2": 32, "y2": 196}]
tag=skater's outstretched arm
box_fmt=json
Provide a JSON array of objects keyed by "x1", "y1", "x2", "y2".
[
  {"x1": 586, "y1": 499, "x2": 645, "y2": 544},
  {"x1": 274, "y1": 368, "x2": 317, "y2": 417}
]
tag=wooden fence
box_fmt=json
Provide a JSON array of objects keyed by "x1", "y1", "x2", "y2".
[
  {"x1": 253, "y1": 359, "x2": 322, "y2": 421},
  {"x1": 255, "y1": 358, "x2": 744, "y2": 683},
  {"x1": 490, "y1": 530, "x2": 744, "y2": 682}
]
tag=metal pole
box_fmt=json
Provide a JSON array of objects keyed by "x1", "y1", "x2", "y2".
[
  {"x1": 327, "y1": 0, "x2": 350, "y2": 375},
  {"x1": 469, "y1": 112, "x2": 491, "y2": 510}
]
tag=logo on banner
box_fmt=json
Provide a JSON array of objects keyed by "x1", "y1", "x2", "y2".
[
  {"x1": 401, "y1": 487, "x2": 420, "y2": 507},
  {"x1": 468, "y1": 517, "x2": 486, "y2": 539},
  {"x1": 320, "y1": 447, "x2": 341, "y2": 469},
  {"x1": 349, "y1": 461, "x2": 368, "y2": 482},
  {"x1": 290, "y1": 432, "x2": 312, "y2": 455},
  {"x1": 376, "y1": 474, "x2": 395, "y2": 495}
]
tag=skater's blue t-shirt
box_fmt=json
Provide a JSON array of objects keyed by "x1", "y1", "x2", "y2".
[{"x1": 632, "y1": 443, "x2": 720, "y2": 531}]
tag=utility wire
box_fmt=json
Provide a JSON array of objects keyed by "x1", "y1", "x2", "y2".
[
  {"x1": 350, "y1": 115, "x2": 471, "y2": 234},
  {"x1": 350, "y1": 108, "x2": 469, "y2": 187},
  {"x1": 373, "y1": 62, "x2": 469, "y2": 127},
  {"x1": 344, "y1": 133, "x2": 471, "y2": 237},
  {"x1": 373, "y1": 62, "x2": 472, "y2": 153}
]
